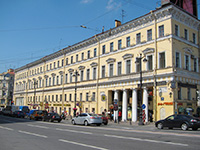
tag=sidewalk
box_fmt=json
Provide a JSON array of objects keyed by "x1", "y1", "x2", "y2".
[{"x1": 107, "y1": 120, "x2": 155, "y2": 127}]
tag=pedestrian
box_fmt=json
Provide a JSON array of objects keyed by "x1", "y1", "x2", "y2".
[{"x1": 118, "y1": 111, "x2": 122, "y2": 122}]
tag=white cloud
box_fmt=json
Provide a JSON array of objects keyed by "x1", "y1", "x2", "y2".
[
  {"x1": 106, "y1": 0, "x2": 121, "y2": 10},
  {"x1": 80, "y1": 0, "x2": 93, "y2": 4}
]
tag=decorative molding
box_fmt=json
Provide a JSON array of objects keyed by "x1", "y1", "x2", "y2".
[
  {"x1": 68, "y1": 68, "x2": 74, "y2": 73},
  {"x1": 142, "y1": 48, "x2": 155, "y2": 54},
  {"x1": 122, "y1": 54, "x2": 133, "y2": 60},
  {"x1": 106, "y1": 58, "x2": 116, "y2": 64},
  {"x1": 90, "y1": 62, "x2": 98, "y2": 67},
  {"x1": 59, "y1": 71, "x2": 63, "y2": 75},
  {"x1": 183, "y1": 47, "x2": 193, "y2": 54},
  {"x1": 78, "y1": 66, "x2": 85, "y2": 70}
]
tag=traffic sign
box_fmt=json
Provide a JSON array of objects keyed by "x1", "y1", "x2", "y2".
[{"x1": 142, "y1": 104, "x2": 146, "y2": 109}]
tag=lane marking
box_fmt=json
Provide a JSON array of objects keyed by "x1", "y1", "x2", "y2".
[
  {"x1": 59, "y1": 139, "x2": 109, "y2": 150},
  {"x1": 104, "y1": 134, "x2": 188, "y2": 147},
  {"x1": 56, "y1": 128, "x2": 92, "y2": 135},
  {"x1": 0, "y1": 126, "x2": 14, "y2": 131},
  {"x1": 27, "y1": 124, "x2": 49, "y2": 129},
  {"x1": 18, "y1": 130, "x2": 48, "y2": 138}
]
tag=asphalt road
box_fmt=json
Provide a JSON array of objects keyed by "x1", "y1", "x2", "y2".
[{"x1": 0, "y1": 115, "x2": 200, "y2": 150}]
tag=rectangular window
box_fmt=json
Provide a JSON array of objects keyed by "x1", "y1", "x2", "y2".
[
  {"x1": 118, "y1": 62, "x2": 122, "y2": 75},
  {"x1": 62, "y1": 59, "x2": 64, "y2": 66},
  {"x1": 52, "y1": 95, "x2": 54, "y2": 102},
  {"x1": 87, "y1": 50, "x2": 90, "y2": 59},
  {"x1": 61, "y1": 75, "x2": 63, "y2": 84},
  {"x1": 109, "y1": 64, "x2": 114, "y2": 77},
  {"x1": 126, "y1": 36, "x2": 130, "y2": 47},
  {"x1": 71, "y1": 56, "x2": 73, "y2": 64},
  {"x1": 102, "y1": 66, "x2": 105, "y2": 78},
  {"x1": 184, "y1": 29, "x2": 188, "y2": 40},
  {"x1": 54, "y1": 62, "x2": 56, "y2": 68},
  {"x1": 176, "y1": 52, "x2": 180, "y2": 68},
  {"x1": 86, "y1": 93, "x2": 89, "y2": 101},
  {"x1": 70, "y1": 73, "x2": 73, "y2": 83},
  {"x1": 136, "y1": 33, "x2": 141, "y2": 44},
  {"x1": 49, "y1": 77, "x2": 51, "y2": 86},
  {"x1": 136, "y1": 60, "x2": 140, "y2": 72},
  {"x1": 187, "y1": 88, "x2": 191, "y2": 100},
  {"x1": 57, "y1": 76, "x2": 59, "y2": 85},
  {"x1": 147, "y1": 55, "x2": 153, "y2": 70},
  {"x1": 194, "y1": 58, "x2": 197, "y2": 72},
  {"x1": 50, "y1": 64, "x2": 52, "y2": 70},
  {"x1": 65, "y1": 94, "x2": 67, "y2": 101},
  {"x1": 80, "y1": 70, "x2": 84, "y2": 81},
  {"x1": 147, "y1": 29, "x2": 152, "y2": 41},
  {"x1": 60, "y1": 94, "x2": 62, "y2": 102},
  {"x1": 159, "y1": 25, "x2": 164, "y2": 38},
  {"x1": 66, "y1": 58, "x2": 68, "y2": 65},
  {"x1": 159, "y1": 52, "x2": 165, "y2": 69},
  {"x1": 102, "y1": 45, "x2": 106, "y2": 54},
  {"x1": 57, "y1": 61, "x2": 60, "y2": 68},
  {"x1": 46, "y1": 65, "x2": 48, "y2": 71},
  {"x1": 53, "y1": 76, "x2": 55, "y2": 86},
  {"x1": 80, "y1": 93, "x2": 82, "y2": 101},
  {"x1": 93, "y1": 68, "x2": 96, "y2": 80},
  {"x1": 185, "y1": 55, "x2": 189, "y2": 70},
  {"x1": 69, "y1": 94, "x2": 72, "y2": 101},
  {"x1": 76, "y1": 54, "x2": 78, "y2": 62},
  {"x1": 193, "y1": 33, "x2": 196, "y2": 44},
  {"x1": 87, "y1": 69, "x2": 90, "y2": 80},
  {"x1": 178, "y1": 87, "x2": 181, "y2": 100},
  {"x1": 110, "y1": 42, "x2": 113, "y2": 52},
  {"x1": 94, "y1": 48, "x2": 97, "y2": 57},
  {"x1": 82, "y1": 52, "x2": 84, "y2": 60},
  {"x1": 118, "y1": 39, "x2": 122, "y2": 49},
  {"x1": 175, "y1": 24, "x2": 179, "y2": 36},
  {"x1": 92, "y1": 92, "x2": 95, "y2": 101},
  {"x1": 65, "y1": 74, "x2": 68, "y2": 84},
  {"x1": 126, "y1": 60, "x2": 131, "y2": 74}
]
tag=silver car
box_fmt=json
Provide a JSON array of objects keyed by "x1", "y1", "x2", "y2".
[{"x1": 71, "y1": 113, "x2": 102, "y2": 126}]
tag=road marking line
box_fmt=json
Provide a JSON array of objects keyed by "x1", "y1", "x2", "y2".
[
  {"x1": 27, "y1": 124, "x2": 49, "y2": 129},
  {"x1": 18, "y1": 130, "x2": 48, "y2": 138},
  {"x1": 0, "y1": 126, "x2": 14, "y2": 131},
  {"x1": 104, "y1": 134, "x2": 188, "y2": 147},
  {"x1": 56, "y1": 128, "x2": 92, "y2": 135},
  {"x1": 59, "y1": 139, "x2": 109, "y2": 150}
]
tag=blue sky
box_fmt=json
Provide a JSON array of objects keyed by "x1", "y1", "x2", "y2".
[{"x1": 0, "y1": 0, "x2": 199, "y2": 73}]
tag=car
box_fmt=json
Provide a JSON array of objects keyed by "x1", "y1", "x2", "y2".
[
  {"x1": 30, "y1": 110, "x2": 48, "y2": 120},
  {"x1": 12, "y1": 111, "x2": 26, "y2": 118},
  {"x1": 98, "y1": 114, "x2": 108, "y2": 125},
  {"x1": 155, "y1": 114, "x2": 200, "y2": 131},
  {"x1": 43, "y1": 113, "x2": 62, "y2": 122},
  {"x1": 71, "y1": 113, "x2": 102, "y2": 126}
]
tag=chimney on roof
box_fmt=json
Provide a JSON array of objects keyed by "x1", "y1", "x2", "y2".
[{"x1": 115, "y1": 20, "x2": 121, "y2": 27}]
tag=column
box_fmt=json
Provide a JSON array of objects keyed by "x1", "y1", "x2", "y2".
[
  {"x1": 132, "y1": 88, "x2": 137, "y2": 122},
  {"x1": 143, "y1": 87, "x2": 148, "y2": 123},
  {"x1": 122, "y1": 89, "x2": 127, "y2": 122},
  {"x1": 114, "y1": 90, "x2": 119, "y2": 122}
]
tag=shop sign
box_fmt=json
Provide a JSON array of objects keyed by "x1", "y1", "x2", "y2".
[
  {"x1": 158, "y1": 102, "x2": 173, "y2": 106},
  {"x1": 64, "y1": 104, "x2": 71, "y2": 106}
]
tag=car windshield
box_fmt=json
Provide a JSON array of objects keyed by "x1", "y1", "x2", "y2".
[
  {"x1": 89, "y1": 113, "x2": 98, "y2": 117},
  {"x1": 51, "y1": 113, "x2": 59, "y2": 117}
]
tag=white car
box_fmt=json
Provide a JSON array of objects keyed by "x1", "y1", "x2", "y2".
[{"x1": 72, "y1": 113, "x2": 102, "y2": 126}]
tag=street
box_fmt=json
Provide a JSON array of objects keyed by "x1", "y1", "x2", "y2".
[{"x1": 0, "y1": 115, "x2": 200, "y2": 150}]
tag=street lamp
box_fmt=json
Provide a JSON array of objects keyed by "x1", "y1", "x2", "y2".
[
  {"x1": 33, "y1": 79, "x2": 38, "y2": 109},
  {"x1": 135, "y1": 54, "x2": 147, "y2": 125},
  {"x1": 73, "y1": 70, "x2": 79, "y2": 117}
]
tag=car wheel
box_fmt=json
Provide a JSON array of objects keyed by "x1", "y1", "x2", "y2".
[
  {"x1": 72, "y1": 120, "x2": 76, "y2": 125},
  {"x1": 104, "y1": 123, "x2": 108, "y2": 125},
  {"x1": 192, "y1": 127, "x2": 198, "y2": 131},
  {"x1": 84, "y1": 121, "x2": 88, "y2": 126},
  {"x1": 97, "y1": 123, "x2": 101, "y2": 126},
  {"x1": 58, "y1": 120, "x2": 61, "y2": 123},
  {"x1": 181, "y1": 123, "x2": 188, "y2": 131},
  {"x1": 157, "y1": 123, "x2": 163, "y2": 129}
]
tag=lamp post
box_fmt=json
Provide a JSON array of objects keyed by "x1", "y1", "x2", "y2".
[
  {"x1": 73, "y1": 70, "x2": 79, "y2": 117},
  {"x1": 33, "y1": 79, "x2": 38, "y2": 109},
  {"x1": 135, "y1": 54, "x2": 147, "y2": 125}
]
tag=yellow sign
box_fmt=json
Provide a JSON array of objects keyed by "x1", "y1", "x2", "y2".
[
  {"x1": 64, "y1": 104, "x2": 71, "y2": 106},
  {"x1": 40, "y1": 102, "x2": 43, "y2": 106},
  {"x1": 78, "y1": 102, "x2": 83, "y2": 108}
]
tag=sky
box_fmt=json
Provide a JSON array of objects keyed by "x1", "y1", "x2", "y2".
[{"x1": 0, "y1": 0, "x2": 200, "y2": 73}]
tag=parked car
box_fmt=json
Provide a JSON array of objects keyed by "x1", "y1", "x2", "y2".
[
  {"x1": 43, "y1": 113, "x2": 62, "y2": 122},
  {"x1": 98, "y1": 114, "x2": 108, "y2": 125},
  {"x1": 155, "y1": 114, "x2": 200, "y2": 131},
  {"x1": 71, "y1": 113, "x2": 102, "y2": 126},
  {"x1": 12, "y1": 111, "x2": 26, "y2": 118},
  {"x1": 30, "y1": 110, "x2": 48, "y2": 120}
]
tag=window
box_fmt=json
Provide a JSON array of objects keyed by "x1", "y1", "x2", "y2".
[
  {"x1": 53, "y1": 76, "x2": 55, "y2": 86},
  {"x1": 126, "y1": 60, "x2": 131, "y2": 74},
  {"x1": 93, "y1": 68, "x2": 96, "y2": 80},
  {"x1": 71, "y1": 56, "x2": 73, "y2": 64},
  {"x1": 65, "y1": 74, "x2": 68, "y2": 83},
  {"x1": 87, "y1": 50, "x2": 90, "y2": 59},
  {"x1": 136, "y1": 33, "x2": 141, "y2": 44},
  {"x1": 66, "y1": 58, "x2": 68, "y2": 65},
  {"x1": 57, "y1": 76, "x2": 59, "y2": 85},
  {"x1": 60, "y1": 94, "x2": 62, "y2": 102},
  {"x1": 80, "y1": 93, "x2": 82, "y2": 101},
  {"x1": 109, "y1": 64, "x2": 114, "y2": 77},
  {"x1": 117, "y1": 62, "x2": 122, "y2": 75},
  {"x1": 159, "y1": 25, "x2": 164, "y2": 38},
  {"x1": 57, "y1": 61, "x2": 60, "y2": 68},
  {"x1": 94, "y1": 48, "x2": 97, "y2": 57},
  {"x1": 50, "y1": 63, "x2": 52, "y2": 70},
  {"x1": 49, "y1": 77, "x2": 51, "y2": 86},
  {"x1": 82, "y1": 52, "x2": 84, "y2": 60},
  {"x1": 175, "y1": 24, "x2": 179, "y2": 36},
  {"x1": 65, "y1": 94, "x2": 67, "y2": 101},
  {"x1": 193, "y1": 33, "x2": 196, "y2": 44},
  {"x1": 76, "y1": 54, "x2": 78, "y2": 62},
  {"x1": 54, "y1": 62, "x2": 56, "y2": 68},
  {"x1": 102, "y1": 45, "x2": 106, "y2": 54},
  {"x1": 52, "y1": 95, "x2": 54, "y2": 101},
  {"x1": 126, "y1": 36, "x2": 130, "y2": 47},
  {"x1": 46, "y1": 65, "x2": 48, "y2": 71},
  {"x1": 147, "y1": 29, "x2": 152, "y2": 41},
  {"x1": 61, "y1": 75, "x2": 63, "y2": 84},
  {"x1": 46, "y1": 78, "x2": 48, "y2": 87},
  {"x1": 86, "y1": 93, "x2": 89, "y2": 101},
  {"x1": 80, "y1": 70, "x2": 84, "y2": 81},
  {"x1": 187, "y1": 88, "x2": 191, "y2": 100},
  {"x1": 184, "y1": 29, "x2": 188, "y2": 40},
  {"x1": 62, "y1": 59, "x2": 64, "y2": 66},
  {"x1": 194, "y1": 58, "x2": 197, "y2": 72},
  {"x1": 185, "y1": 55, "x2": 189, "y2": 70},
  {"x1": 48, "y1": 95, "x2": 50, "y2": 102},
  {"x1": 159, "y1": 52, "x2": 165, "y2": 69},
  {"x1": 136, "y1": 59, "x2": 140, "y2": 72},
  {"x1": 110, "y1": 42, "x2": 113, "y2": 52},
  {"x1": 102, "y1": 66, "x2": 105, "y2": 78},
  {"x1": 118, "y1": 39, "x2": 122, "y2": 49},
  {"x1": 147, "y1": 55, "x2": 153, "y2": 70},
  {"x1": 69, "y1": 94, "x2": 72, "y2": 101},
  {"x1": 175, "y1": 52, "x2": 181, "y2": 68},
  {"x1": 70, "y1": 73, "x2": 73, "y2": 83},
  {"x1": 92, "y1": 92, "x2": 95, "y2": 101},
  {"x1": 86, "y1": 69, "x2": 90, "y2": 80}
]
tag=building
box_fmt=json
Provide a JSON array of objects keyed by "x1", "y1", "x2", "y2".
[
  {"x1": 0, "y1": 69, "x2": 15, "y2": 108},
  {"x1": 13, "y1": 2, "x2": 200, "y2": 122}
]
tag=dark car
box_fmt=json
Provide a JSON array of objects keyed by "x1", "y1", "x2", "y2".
[
  {"x1": 13, "y1": 111, "x2": 26, "y2": 118},
  {"x1": 30, "y1": 110, "x2": 48, "y2": 120},
  {"x1": 155, "y1": 114, "x2": 200, "y2": 131},
  {"x1": 98, "y1": 114, "x2": 108, "y2": 125},
  {"x1": 43, "y1": 113, "x2": 62, "y2": 122}
]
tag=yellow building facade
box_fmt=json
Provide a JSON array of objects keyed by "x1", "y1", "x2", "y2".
[{"x1": 14, "y1": 4, "x2": 200, "y2": 122}]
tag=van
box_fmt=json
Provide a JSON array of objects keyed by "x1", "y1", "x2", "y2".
[{"x1": 30, "y1": 110, "x2": 48, "y2": 120}]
